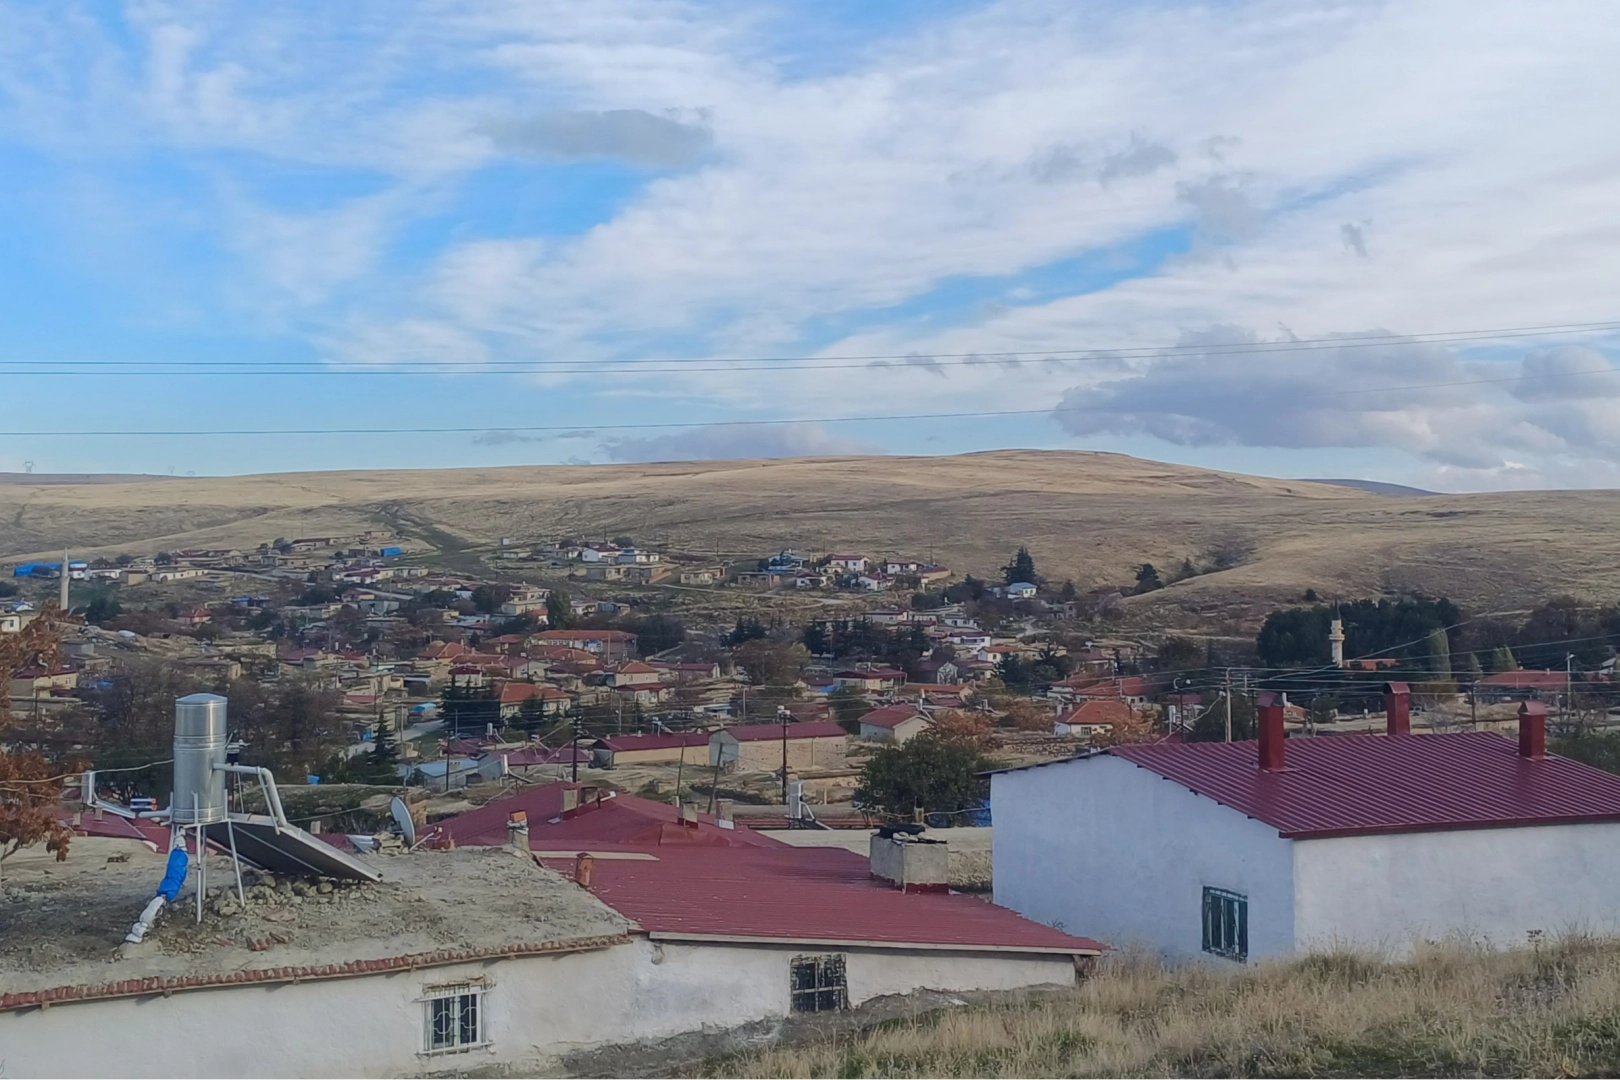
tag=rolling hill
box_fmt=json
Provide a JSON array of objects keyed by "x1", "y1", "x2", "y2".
[{"x1": 1, "y1": 450, "x2": 1615, "y2": 620}]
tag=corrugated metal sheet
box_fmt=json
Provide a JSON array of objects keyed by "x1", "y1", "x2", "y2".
[
  {"x1": 597, "y1": 732, "x2": 709, "y2": 752},
  {"x1": 1110, "y1": 732, "x2": 1620, "y2": 838},
  {"x1": 435, "y1": 782, "x2": 782, "y2": 849},
  {"x1": 542, "y1": 846, "x2": 1103, "y2": 954}
]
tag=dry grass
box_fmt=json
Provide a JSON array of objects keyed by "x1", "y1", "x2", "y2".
[
  {"x1": 709, "y1": 938, "x2": 1620, "y2": 1078},
  {"x1": 8, "y1": 449, "x2": 1620, "y2": 613}
]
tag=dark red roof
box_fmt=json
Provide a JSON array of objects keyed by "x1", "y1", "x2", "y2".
[
  {"x1": 1058, "y1": 700, "x2": 1132, "y2": 726},
  {"x1": 434, "y1": 782, "x2": 781, "y2": 850},
  {"x1": 1109, "y1": 732, "x2": 1620, "y2": 839},
  {"x1": 597, "y1": 731, "x2": 709, "y2": 752},
  {"x1": 1478, "y1": 670, "x2": 1569, "y2": 689},
  {"x1": 858, "y1": 704, "x2": 925, "y2": 729},
  {"x1": 541, "y1": 846, "x2": 1102, "y2": 954},
  {"x1": 715, "y1": 721, "x2": 848, "y2": 742}
]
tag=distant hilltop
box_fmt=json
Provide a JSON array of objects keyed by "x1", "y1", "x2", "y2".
[
  {"x1": 1299, "y1": 478, "x2": 1441, "y2": 497},
  {"x1": 0, "y1": 473, "x2": 182, "y2": 486}
]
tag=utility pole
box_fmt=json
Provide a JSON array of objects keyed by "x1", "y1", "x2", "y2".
[
  {"x1": 571, "y1": 709, "x2": 579, "y2": 784},
  {"x1": 1224, "y1": 669, "x2": 1233, "y2": 743},
  {"x1": 60, "y1": 548, "x2": 69, "y2": 613},
  {"x1": 781, "y1": 707, "x2": 790, "y2": 812},
  {"x1": 1566, "y1": 652, "x2": 1576, "y2": 730}
]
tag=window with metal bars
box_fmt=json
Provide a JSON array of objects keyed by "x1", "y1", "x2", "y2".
[
  {"x1": 790, "y1": 954, "x2": 848, "y2": 1013},
  {"x1": 1202, "y1": 886, "x2": 1248, "y2": 962},
  {"x1": 423, "y1": 984, "x2": 484, "y2": 1053}
]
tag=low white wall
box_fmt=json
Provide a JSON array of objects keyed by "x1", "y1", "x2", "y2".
[
  {"x1": 1293, "y1": 821, "x2": 1620, "y2": 953},
  {"x1": 992, "y1": 755, "x2": 1297, "y2": 962},
  {"x1": 1, "y1": 938, "x2": 1074, "y2": 1078}
]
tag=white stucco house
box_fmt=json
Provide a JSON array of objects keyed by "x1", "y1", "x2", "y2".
[
  {"x1": 993, "y1": 692, "x2": 1620, "y2": 964},
  {"x1": 5, "y1": 786, "x2": 1101, "y2": 1078}
]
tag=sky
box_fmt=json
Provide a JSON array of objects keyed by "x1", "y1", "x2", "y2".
[{"x1": 1, "y1": 1, "x2": 1619, "y2": 490}]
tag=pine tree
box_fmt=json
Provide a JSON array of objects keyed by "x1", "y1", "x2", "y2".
[
  {"x1": 545, "y1": 588, "x2": 573, "y2": 630},
  {"x1": 1426, "y1": 628, "x2": 1453, "y2": 680},
  {"x1": 1003, "y1": 547, "x2": 1037, "y2": 586},
  {"x1": 1491, "y1": 645, "x2": 1519, "y2": 673},
  {"x1": 367, "y1": 717, "x2": 399, "y2": 785}
]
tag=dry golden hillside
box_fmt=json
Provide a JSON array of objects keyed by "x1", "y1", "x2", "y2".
[{"x1": 3, "y1": 450, "x2": 1618, "y2": 616}]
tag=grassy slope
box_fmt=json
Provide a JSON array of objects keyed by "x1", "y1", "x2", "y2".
[
  {"x1": 6, "y1": 450, "x2": 1620, "y2": 614},
  {"x1": 712, "y1": 940, "x2": 1620, "y2": 1078}
]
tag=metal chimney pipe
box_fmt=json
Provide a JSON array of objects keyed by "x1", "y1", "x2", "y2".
[
  {"x1": 1257, "y1": 691, "x2": 1286, "y2": 771},
  {"x1": 1519, "y1": 700, "x2": 1547, "y2": 760},
  {"x1": 1383, "y1": 682, "x2": 1411, "y2": 736}
]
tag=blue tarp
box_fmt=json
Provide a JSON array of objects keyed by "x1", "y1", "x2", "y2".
[{"x1": 156, "y1": 847, "x2": 189, "y2": 901}]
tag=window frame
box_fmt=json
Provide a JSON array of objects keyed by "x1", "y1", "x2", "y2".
[
  {"x1": 419, "y1": 979, "x2": 490, "y2": 1056},
  {"x1": 1202, "y1": 886, "x2": 1249, "y2": 962},
  {"x1": 790, "y1": 954, "x2": 849, "y2": 1013}
]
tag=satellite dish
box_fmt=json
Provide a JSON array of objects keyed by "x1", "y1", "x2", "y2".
[{"x1": 390, "y1": 797, "x2": 417, "y2": 848}]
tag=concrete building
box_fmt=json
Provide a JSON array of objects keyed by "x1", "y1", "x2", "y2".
[
  {"x1": 710, "y1": 720, "x2": 849, "y2": 772},
  {"x1": 4, "y1": 783, "x2": 1103, "y2": 1078},
  {"x1": 592, "y1": 731, "x2": 711, "y2": 768},
  {"x1": 993, "y1": 690, "x2": 1620, "y2": 964}
]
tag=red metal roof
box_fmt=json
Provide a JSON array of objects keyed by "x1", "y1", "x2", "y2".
[
  {"x1": 1057, "y1": 700, "x2": 1132, "y2": 726},
  {"x1": 858, "y1": 704, "x2": 924, "y2": 729},
  {"x1": 1478, "y1": 670, "x2": 1569, "y2": 689},
  {"x1": 543, "y1": 846, "x2": 1102, "y2": 954},
  {"x1": 434, "y1": 782, "x2": 782, "y2": 849},
  {"x1": 1109, "y1": 732, "x2": 1620, "y2": 839},
  {"x1": 597, "y1": 731, "x2": 709, "y2": 752},
  {"x1": 716, "y1": 721, "x2": 848, "y2": 742}
]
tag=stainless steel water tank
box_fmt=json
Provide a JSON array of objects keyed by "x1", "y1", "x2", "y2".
[{"x1": 172, "y1": 693, "x2": 229, "y2": 825}]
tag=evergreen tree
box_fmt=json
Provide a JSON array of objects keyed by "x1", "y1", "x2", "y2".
[
  {"x1": 1426, "y1": 627, "x2": 1453, "y2": 680},
  {"x1": 367, "y1": 717, "x2": 399, "y2": 785},
  {"x1": 802, "y1": 621, "x2": 831, "y2": 655},
  {"x1": 1491, "y1": 645, "x2": 1519, "y2": 673},
  {"x1": 545, "y1": 588, "x2": 573, "y2": 630},
  {"x1": 1134, "y1": 563, "x2": 1164, "y2": 594},
  {"x1": 1003, "y1": 547, "x2": 1037, "y2": 586}
]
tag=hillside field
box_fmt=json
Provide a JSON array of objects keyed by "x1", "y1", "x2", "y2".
[{"x1": 4, "y1": 450, "x2": 1620, "y2": 619}]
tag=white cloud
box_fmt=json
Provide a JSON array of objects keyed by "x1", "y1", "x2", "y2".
[
  {"x1": 6, "y1": 1, "x2": 1620, "y2": 486},
  {"x1": 1051, "y1": 335, "x2": 1620, "y2": 475}
]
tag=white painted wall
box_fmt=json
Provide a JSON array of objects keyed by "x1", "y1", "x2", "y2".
[
  {"x1": 1, "y1": 939, "x2": 1074, "y2": 1078},
  {"x1": 992, "y1": 755, "x2": 1297, "y2": 963},
  {"x1": 1293, "y1": 821, "x2": 1620, "y2": 954}
]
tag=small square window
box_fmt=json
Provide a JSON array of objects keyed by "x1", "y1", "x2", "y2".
[
  {"x1": 1202, "y1": 887, "x2": 1248, "y2": 962},
  {"x1": 422, "y1": 983, "x2": 486, "y2": 1054},
  {"x1": 790, "y1": 954, "x2": 848, "y2": 1013}
]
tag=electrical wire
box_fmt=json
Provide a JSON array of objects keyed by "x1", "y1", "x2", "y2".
[
  {"x1": 2, "y1": 318, "x2": 1616, "y2": 374},
  {"x1": 8, "y1": 357, "x2": 1620, "y2": 439}
]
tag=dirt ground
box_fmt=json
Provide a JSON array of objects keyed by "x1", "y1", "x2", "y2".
[{"x1": 0, "y1": 837, "x2": 627, "y2": 997}]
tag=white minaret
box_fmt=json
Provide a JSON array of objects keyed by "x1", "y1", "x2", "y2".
[
  {"x1": 59, "y1": 548, "x2": 69, "y2": 612},
  {"x1": 1329, "y1": 617, "x2": 1345, "y2": 668}
]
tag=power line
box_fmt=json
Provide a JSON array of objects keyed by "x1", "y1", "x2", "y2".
[
  {"x1": 0, "y1": 318, "x2": 1615, "y2": 376},
  {"x1": 6, "y1": 358, "x2": 1620, "y2": 439}
]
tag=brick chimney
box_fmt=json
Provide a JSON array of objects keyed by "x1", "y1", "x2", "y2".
[
  {"x1": 506, "y1": 810, "x2": 529, "y2": 851},
  {"x1": 1257, "y1": 691, "x2": 1286, "y2": 771},
  {"x1": 715, "y1": 798, "x2": 735, "y2": 830},
  {"x1": 560, "y1": 786, "x2": 579, "y2": 818},
  {"x1": 1384, "y1": 682, "x2": 1411, "y2": 736},
  {"x1": 573, "y1": 852, "x2": 594, "y2": 888},
  {"x1": 1519, "y1": 700, "x2": 1547, "y2": 760},
  {"x1": 677, "y1": 801, "x2": 699, "y2": 828}
]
